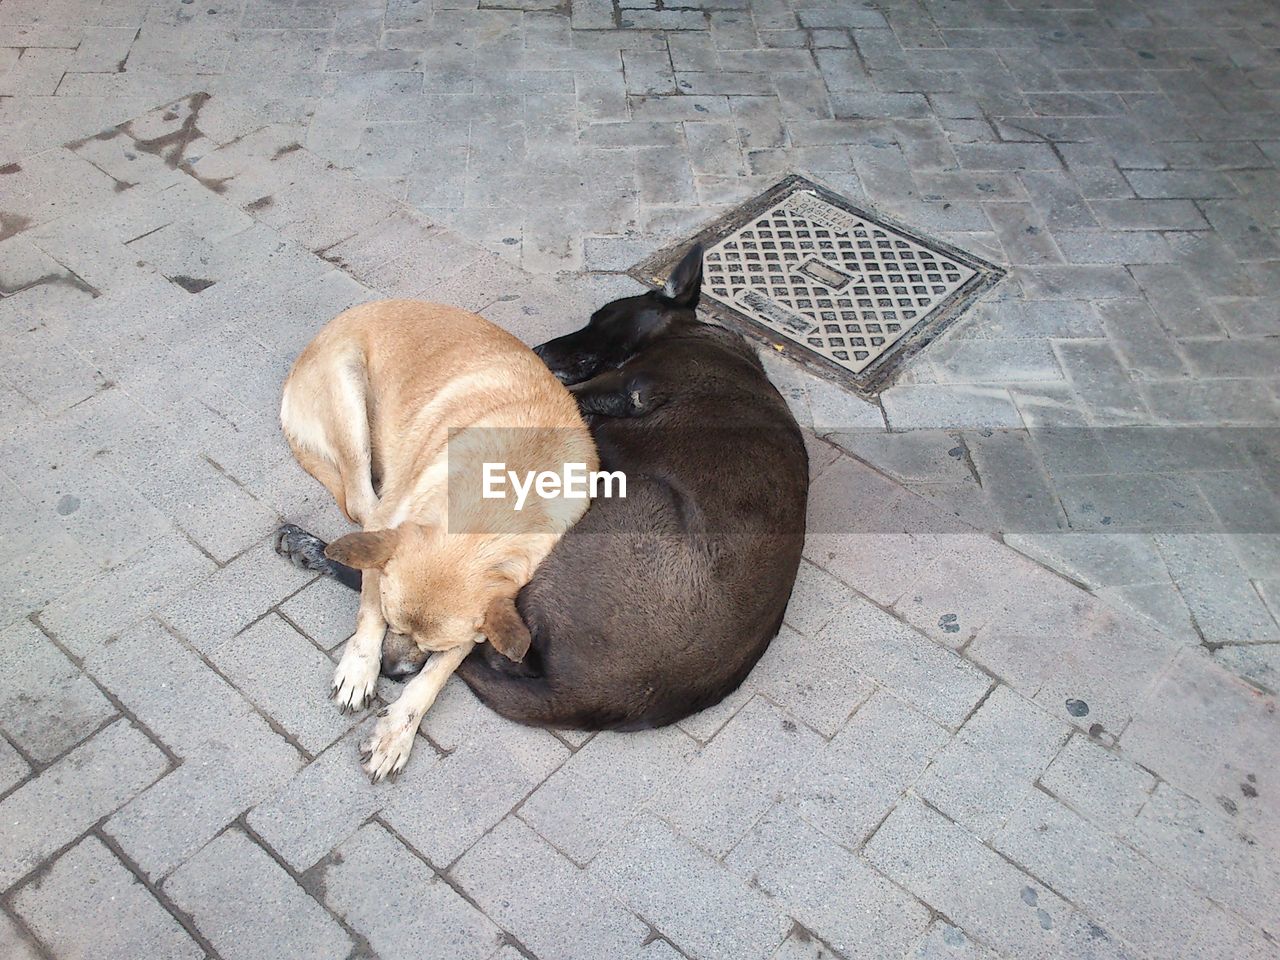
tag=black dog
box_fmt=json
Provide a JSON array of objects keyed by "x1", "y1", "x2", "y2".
[{"x1": 277, "y1": 244, "x2": 809, "y2": 729}]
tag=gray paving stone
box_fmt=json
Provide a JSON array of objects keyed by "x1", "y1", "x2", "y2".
[
  {"x1": 1182, "y1": 339, "x2": 1280, "y2": 380},
  {"x1": 829, "y1": 687, "x2": 949, "y2": 784},
  {"x1": 517, "y1": 724, "x2": 696, "y2": 864},
  {"x1": 768, "y1": 928, "x2": 840, "y2": 960},
  {"x1": 726, "y1": 808, "x2": 930, "y2": 958},
  {"x1": 984, "y1": 203, "x2": 1063, "y2": 266},
  {"x1": 746, "y1": 624, "x2": 877, "y2": 736},
  {"x1": 995, "y1": 789, "x2": 1213, "y2": 960},
  {"x1": 1053, "y1": 341, "x2": 1148, "y2": 424},
  {"x1": 86, "y1": 619, "x2": 305, "y2": 877},
  {"x1": 831, "y1": 431, "x2": 973, "y2": 486},
  {"x1": 967, "y1": 429, "x2": 1068, "y2": 534},
  {"x1": 1142, "y1": 379, "x2": 1280, "y2": 425},
  {"x1": 905, "y1": 921, "x2": 999, "y2": 960},
  {"x1": 895, "y1": 536, "x2": 1052, "y2": 646},
  {"x1": 958, "y1": 299, "x2": 1104, "y2": 340},
  {"x1": 247, "y1": 725, "x2": 387, "y2": 872},
  {"x1": 0, "y1": 911, "x2": 42, "y2": 960},
  {"x1": 40, "y1": 533, "x2": 216, "y2": 657},
  {"x1": 454, "y1": 816, "x2": 647, "y2": 960},
  {"x1": 0, "y1": 619, "x2": 114, "y2": 762},
  {"x1": 160, "y1": 539, "x2": 315, "y2": 652},
  {"x1": 1213, "y1": 642, "x2": 1280, "y2": 696},
  {"x1": 322, "y1": 822, "x2": 503, "y2": 960},
  {"x1": 164, "y1": 828, "x2": 351, "y2": 960},
  {"x1": 1156, "y1": 534, "x2": 1279, "y2": 643},
  {"x1": 1089, "y1": 198, "x2": 1208, "y2": 231},
  {"x1": 1052, "y1": 229, "x2": 1174, "y2": 265},
  {"x1": 1123, "y1": 648, "x2": 1280, "y2": 843},
  {"x1": 12, "y1": 835, "x2": 202, "y2": 960},
  {"x1": 647, "y1": 696, "x2": 824, "y2": 857},
  {"x1": 211, "y1": 613, "x2": 355, "y2": 754},
  {"x1": 784, "y1": 739, "x2": 905, "y2": 852},
  {"x1": 1129, "y1": 264, "x2": 1222, "y2": 338},
  {"x1": 1178, "y1": 907, "x2": 1279, "y2": 960},
  {"x1": 805, "y1": 460, "x2": 959, "y2": 599},
  {"x1": 917, "y1": 686, "x2": 1068, "y2": 837},
  {"x1": 799, "y1": 372, "x2": 886, "y2": 433},
  {"x1": 0, "y1": 734, "x2": 29, "y2": 795},
  {"x1": 1056, "y1": 474, "x2": 1214, "y2": 533},
  {"x1": 1015, "y1": 264, "x2": 1140, "y2": 301},
  {"x1": 590, "y1": 813, "x2": 790, "y2": 960},
  {"x1": 781, "y1": 560, "x2": 853, "y2": 636},
  {"x1": 881, "y1": 384, "x2": 1025, "y2": 430},
  {"x1": 820, "y1": 597, "x2": 991, "y2": 729},
  {"x1": 1041, "y1": 732, "x2": 1155, "y2": 834},
  {"x1": 17, "y1": 456, "x2": 173, "y2": 571},
  {"x1": 0, "y1": 147, "x2": 120, "y2": 234},
  {"x1": 1095, "y1": 300, "x2": 1187, "y2": 380},
  {"x1": 278, "y1": 579, "x2": 358, "y2": 652},
  {"x1": 380, "y1": 724, "x2": 568, "y2": 867},
  {"x1": 0, "y1": 719, "x2": 168, "y2": 889},
  {"x1": 865, "y1": 795, "x2": 1079, "y2": 960},
  {"x1": 1125, "y1": 783, "x2": 1280, "y2": 934},
  {"x1": 1124, "y1": 169, "x2": 1238, "y2": 199}
]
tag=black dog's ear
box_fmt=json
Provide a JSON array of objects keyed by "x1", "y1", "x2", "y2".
[{"x1": 662, "y1": 243, "x2": 703, "y2": 309}]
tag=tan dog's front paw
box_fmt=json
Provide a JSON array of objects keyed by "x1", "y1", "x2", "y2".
[
  {"x1": 359, "y1": 704, "x2": 420, "y2": 783},
  {"x1": 332, "y1": 650, "x2": 378, "y2": 714}
]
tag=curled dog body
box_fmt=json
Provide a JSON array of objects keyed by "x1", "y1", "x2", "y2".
[
  {"x1": 279, "y1": 300, "x2": 595, "y2": 776},
  {"x1": 281, "y1": 246, "x2": 809, "y2": 732}
]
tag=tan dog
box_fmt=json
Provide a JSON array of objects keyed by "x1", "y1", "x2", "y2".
[{"x1": 281, "y1": 300, "x2": 597, "y2": 780}]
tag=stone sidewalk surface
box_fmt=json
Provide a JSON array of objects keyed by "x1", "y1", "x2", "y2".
[{"x1": 1, "y1": 0, "x2": 1279, "y2": 958}]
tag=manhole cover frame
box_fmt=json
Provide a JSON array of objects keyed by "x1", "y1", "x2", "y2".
[{"x1": 629, "y1": 174, "x2": 1006, "y2": 398}]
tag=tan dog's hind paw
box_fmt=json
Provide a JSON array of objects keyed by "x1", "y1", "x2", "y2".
[
  {"x1": 332, "y1": 650, "x2": 378, "y2": 714},
  {"x1": 360, "y1": 705, "x2": 420, "y2": 783}
]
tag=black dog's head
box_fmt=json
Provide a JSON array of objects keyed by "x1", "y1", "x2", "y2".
[{"x1": 535, "y1": 243, "x2": 703, "y2": 385}]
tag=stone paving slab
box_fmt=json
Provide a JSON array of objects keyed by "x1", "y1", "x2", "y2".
[{"x1": 0, "y1": 2, "x2": 1279, "y2": 957}]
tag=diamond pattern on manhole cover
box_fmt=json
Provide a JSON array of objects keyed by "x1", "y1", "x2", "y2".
[{"x1": 631, "y1": 176, "x2": 1004, "y2": 395}]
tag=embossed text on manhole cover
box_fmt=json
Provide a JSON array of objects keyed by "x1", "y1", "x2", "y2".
[{"x1": 632, "y1": 176, "x2": 1004, "y2": 395}]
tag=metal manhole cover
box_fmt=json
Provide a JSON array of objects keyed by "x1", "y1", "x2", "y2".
[{"x1": 631, "y1": 175, "x2": 1004, "y2": 395}]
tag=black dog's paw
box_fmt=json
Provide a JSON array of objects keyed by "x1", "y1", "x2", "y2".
[{"x1": 274, "y1": 523, "x2": 330, "y2": 572}]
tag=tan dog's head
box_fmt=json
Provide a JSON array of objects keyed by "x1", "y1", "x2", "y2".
[{"x1": 324, "y1": 525, "x2": 532, "y2": 662}]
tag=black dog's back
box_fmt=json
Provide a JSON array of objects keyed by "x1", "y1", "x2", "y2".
[{"x1": 456, "y1": 287, "x2": 809, "y2": 730}]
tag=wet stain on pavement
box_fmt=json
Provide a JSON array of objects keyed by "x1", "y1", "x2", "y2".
[
  {"x1": 0, "y1": 212, "x2": 34, "y2": 241},
  {"x1": 169, "y1": 275, "x2": 215, "y2": 293},
  {"x1": 125, "y1": 91, "x2": 211, "y2": 168}
]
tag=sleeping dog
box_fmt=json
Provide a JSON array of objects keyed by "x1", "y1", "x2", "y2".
[
  {"x1": 277, "y1": 245, "x2": 809, "y2": 730},
  {"x1": 280, "y1": 300, "x2": 595, "y2": 777}
]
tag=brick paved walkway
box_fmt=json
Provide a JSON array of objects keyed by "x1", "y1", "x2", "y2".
[{"x1": 1, "y1": 1, "x2": 1278, "y2": 958}]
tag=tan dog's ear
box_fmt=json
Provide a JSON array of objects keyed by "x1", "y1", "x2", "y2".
[
  {"x1": 324, "y1": 529, "x2": 399, "y2": 570},
  {"x1": 480, "y1": 595, "x2": 531, "y2": 662}
]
